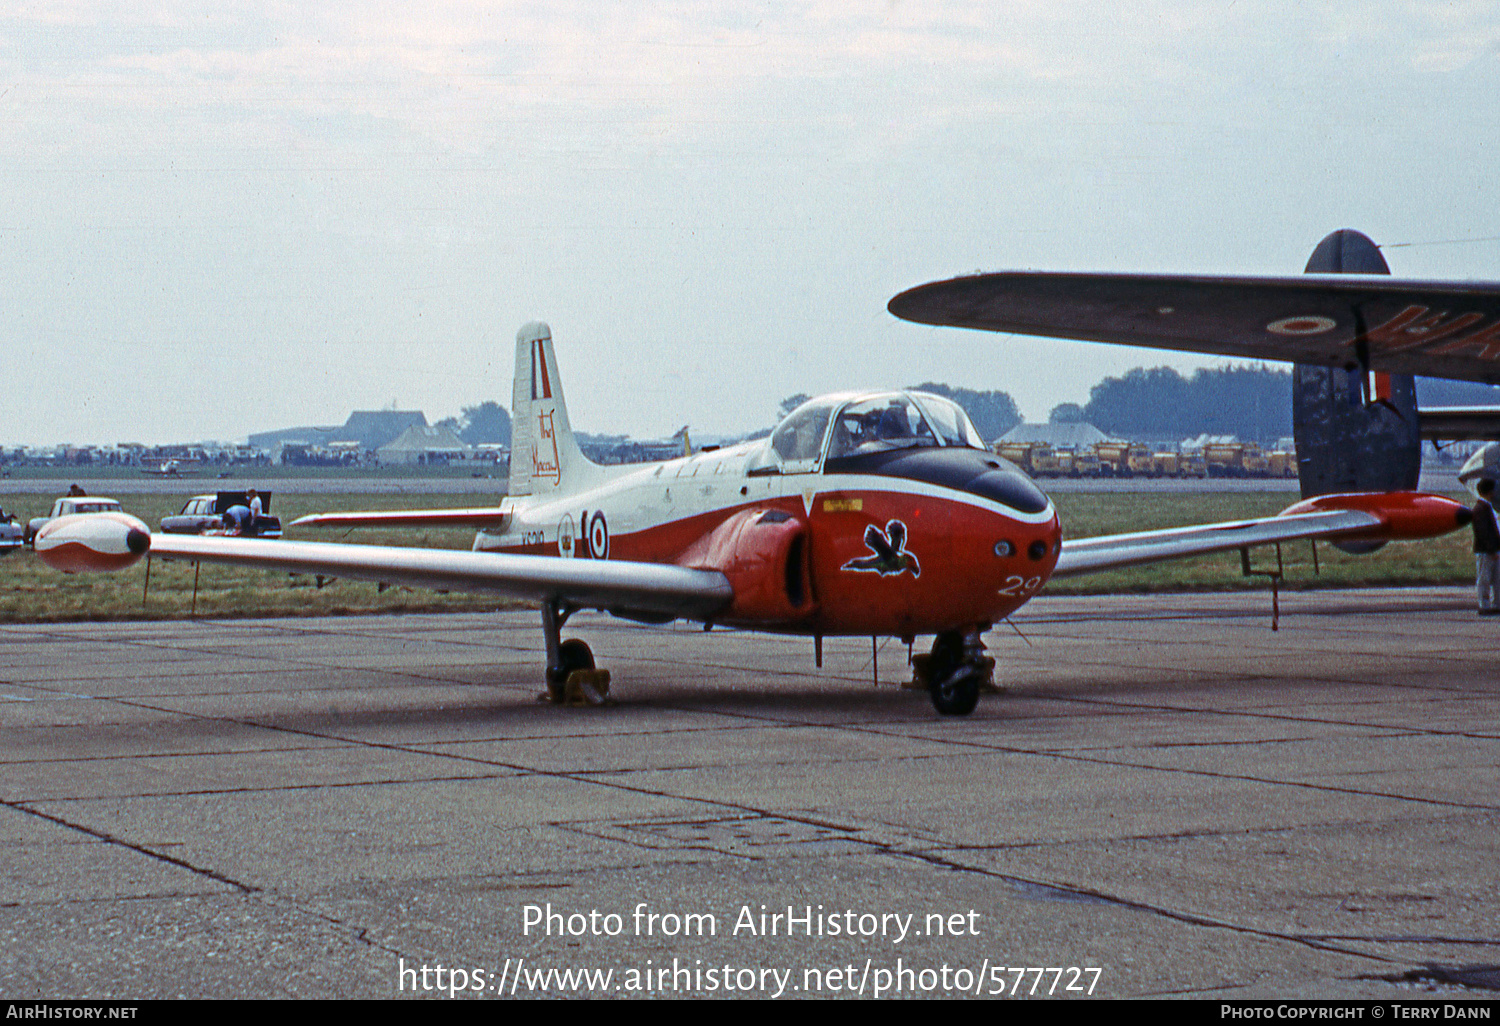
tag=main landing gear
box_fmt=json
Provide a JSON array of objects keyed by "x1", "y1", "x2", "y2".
[
  {"x1": 910, "y1": 628, "x2": 995, "y2": 716},
  {"x1": 540, "y1": 600, "x2": 612, "y2": 707}
]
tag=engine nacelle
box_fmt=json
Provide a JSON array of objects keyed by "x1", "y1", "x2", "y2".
[
  {"x1": 679, "y1": 508, "x2": 815, "y2": 624},
  {"x1": 35, "y1": 513, "x2": 151, "y2": 573}
]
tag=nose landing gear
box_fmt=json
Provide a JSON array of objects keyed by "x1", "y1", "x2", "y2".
[{"x1": 911, "y1": 628, "x2": 994, "y2": 716}]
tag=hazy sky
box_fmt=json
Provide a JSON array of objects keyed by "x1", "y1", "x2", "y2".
[{"x1": 6, "y1": 2, "x2": 1500, "y2": 446}]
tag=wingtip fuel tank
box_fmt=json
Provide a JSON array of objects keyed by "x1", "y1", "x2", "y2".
[
  {"x1": 34, "y1": 512, "x2": 151, "y2": 573},
  {"x1": 1278, "y1": 491, "x2": 1471, "y2": 542}
]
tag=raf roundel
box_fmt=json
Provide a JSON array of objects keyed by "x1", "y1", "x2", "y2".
[
  {"x1": 588, "y1": 511, "x2": 609, "y2": 560},
  {"x1": 1266, "y1": 315, "x2": 1337, "y2": 336}
]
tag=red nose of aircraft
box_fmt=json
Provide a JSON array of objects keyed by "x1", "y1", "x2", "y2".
[{"x1": 35, "y1": 512, "x2": 151, "y2": 573}]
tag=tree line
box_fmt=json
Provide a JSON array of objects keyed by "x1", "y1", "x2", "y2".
[
  {"x1": 459, "y1": 369, "x2": 1500, "y2": 452},
  {"x1": 434, "y1": 401, "x2": 512, "y2": 445},
  {"x1": 1066, "y1": 365, "x2": 1292, "y2": 441},
  {"x1": 1062, "y1": 367, "x2": 1500, "y2": 442}
]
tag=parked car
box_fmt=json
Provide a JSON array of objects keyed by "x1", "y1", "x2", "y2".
[
  {"x1": 159, "y1": 492, "x2": 282, "y2": 538},
  {"x1": 25, "y1": 496, "x2": 126, "y2": 545},
  {"x1": 0, "y1": 505, "x2": 21, "y2": 555}
]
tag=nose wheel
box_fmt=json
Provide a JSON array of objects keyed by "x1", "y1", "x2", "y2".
[{"x1": 912, "y1": 629, "x2": 993, "y2": 716}]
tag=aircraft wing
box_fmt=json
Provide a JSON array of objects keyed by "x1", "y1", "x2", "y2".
[
  {"x1": 1419, "y1": 406, "x2": 1500, "y2": 441},
  {"x1": 888, "y1": 272, "x2": 1500, "y2": 385},
  {"x1": 290, "y1": 507, "x2": 511, "y2": 530},
  {"x1": 146, "y1": 534, "x2": 732, "y2": 620},
  {"x1": 1053, "y1": 509, "x2": 1384, "y2": 577}
]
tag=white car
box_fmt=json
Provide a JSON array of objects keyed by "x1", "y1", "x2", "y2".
[
  {"x1": 25, "y1": 496, "x2": 125, "y2": 545},
  {"x1": 0, "y1": 506, "x2": 20, "y2": 556}
]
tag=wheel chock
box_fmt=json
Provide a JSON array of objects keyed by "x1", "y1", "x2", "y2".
[
  {"x1": 564, "y1": 669, "x2": 612, "y2": 707},
  {"x1": 974, "y1": 656, "x2": 1002, "y2": 694},
  {"x1": 903, "y1": 654, "x2": 933, "y2": 690},
  {"x1": 907, "y1": 654, "x2": 1003, "y2": 694},
  {"x1": 538, "y1": 669, "x2": 612, "y2": 706}
]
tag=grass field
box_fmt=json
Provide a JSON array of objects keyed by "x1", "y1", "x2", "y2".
[
  {"x1": 0, "y1": 491, "x2": 1478, "y2": 622},
  {"x1": 1, "y1": 463, "x2": 502, "y2": 481}
]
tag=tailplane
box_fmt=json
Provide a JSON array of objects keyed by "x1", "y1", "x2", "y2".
[{"x1": 509, "y1": 322, "x2": 593, "y2": 497}]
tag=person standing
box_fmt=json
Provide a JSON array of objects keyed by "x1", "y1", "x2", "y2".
[
  {"x1": 245, "y1": 489, "x2": 262, "y2": 537},
  {"x1": 1473, "y1": 478, "x2": 1500, "y2": 615}
]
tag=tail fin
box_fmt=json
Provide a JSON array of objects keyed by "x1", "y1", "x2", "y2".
[
  {"x1": 1292, "y1": 230, "x2": 1421, "y2": 499},
  {"x1": 508, "y1": 322, "x2": 592, "y2": 497}
]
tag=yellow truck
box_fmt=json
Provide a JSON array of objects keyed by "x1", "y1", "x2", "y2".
[
  {"x1": 1093, "y1": 441, "x2": 1133, "y2": 477},
  {"x1": 1267, "y1": 450, "x2": 1298, "y2": 478},
  {"x1": 1177, "y1": 451, "x2": 1208, "y2": 478},
  {"x1": 994, "y1": 442, "x2": 1037, "y2": 474},
  {"x1": 1203, "y1": 442, "x2": 1250, "y2": 477},
  {"x1": 1029, "y1": 445, "x2": 1075, "y2": 477},
  {"x1": 1125, "y1": 446, "x2": 1159, "y2": 477}
]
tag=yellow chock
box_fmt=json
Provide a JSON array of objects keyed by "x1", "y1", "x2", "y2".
[
  {"x1": 904, "y1": 654, "x2": 1003, "y2": 694},
  {"x1": 564, "y1": 669, "x2": 612, "y2": 707},
  {"x1": 903, "y1": 654, "x2": 933, "y2": 690},
  {"x1": 976, "y1": 656, "x2": 1002, "y2": 694}
]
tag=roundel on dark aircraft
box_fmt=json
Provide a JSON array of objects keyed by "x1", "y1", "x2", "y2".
[
  {"x1": 1267, "y1": 315, "x2": 1337, "y2": 336},
  {"x1": 589, "y1": 511, "x2": 609, "y2": 560}
]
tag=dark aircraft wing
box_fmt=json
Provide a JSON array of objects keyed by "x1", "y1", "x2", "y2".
[
  {"x1": 1419, "y1": 406, "x2": 1500, "y2": 440},
  {"x1": 888, "y1": 272, "x2": 1500, "y2": 385},
  {"x1": 146, "y1": 534, "x2": 732, "y2": 620}
]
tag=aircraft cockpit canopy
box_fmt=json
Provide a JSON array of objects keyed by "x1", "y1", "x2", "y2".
[
  {"x1": 754, "y1": 390, "x2": 1048, "y2": 513},
  {"x1": 768, "y1": 391, "x2": 986, "y2": 470}
]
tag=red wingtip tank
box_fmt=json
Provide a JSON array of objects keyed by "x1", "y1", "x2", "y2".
[
  {"x1": 34, "y1": 513, "x2": 152, "y2": 573},
  {"x1": 1278, "y1": 491, "x2": 1472, "y2": 543}
]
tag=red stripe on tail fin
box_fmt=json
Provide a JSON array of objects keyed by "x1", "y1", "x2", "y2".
[{"x1": 536, "y1": 341, "x2": 552, "y2": 399}]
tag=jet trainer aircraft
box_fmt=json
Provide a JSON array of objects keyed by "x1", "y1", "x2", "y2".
[{"x1": 35, "y1": 231, "x2": 1485, "y2": 715}]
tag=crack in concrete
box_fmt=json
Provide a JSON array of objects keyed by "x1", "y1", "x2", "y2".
[
  {"x1": 1042, "y1": 692, "x2": 1500, "y2": 743},
  {"x1": 0, "y1": 743, "x2": 346, "y2": 767},
  {"x1": 19, "y1": 771, "x2": 515, "y2": 805},
  {"x1": 790, "y1": 718, "x2": 1500, "y2": 814},
  {"x1": 895, "y1": 848, "x2": 1406, "y2": 965},
  {"x1": 0, "y1": 798, "x2": 258, "y2": 894},
  {"x1": 0, "y1": 889, "x2": 227, "y2": 910}
]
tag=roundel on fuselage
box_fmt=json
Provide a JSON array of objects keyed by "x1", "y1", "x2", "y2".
[{"x1": 589, "y1": 511, "x2": 609, "y2": 560}]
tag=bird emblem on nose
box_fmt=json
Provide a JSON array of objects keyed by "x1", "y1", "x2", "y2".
[{"x1": 841, "y1": 519, "x2": 921, "y2": 578}]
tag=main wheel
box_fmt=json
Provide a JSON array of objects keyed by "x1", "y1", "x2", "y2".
[{"x1": 549, "y1": 638, "x2": 595, "y2": 684}]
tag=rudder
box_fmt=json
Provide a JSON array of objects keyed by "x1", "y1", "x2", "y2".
[
  {"x1": 509, "y1": 321, "x2": 591, "y2": 497},
  {"x1": 1292, "y1": 230, "x2": 1421, "y2": 499}
]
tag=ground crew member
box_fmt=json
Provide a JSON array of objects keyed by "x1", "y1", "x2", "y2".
[{"x1": 1473, "y1": 479, "x2": 1500, "y2": 615}]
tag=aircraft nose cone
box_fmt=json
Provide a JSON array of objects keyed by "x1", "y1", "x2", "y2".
[{"x1": 126, "y1": 528, "x2": 150, "y2": 555}]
